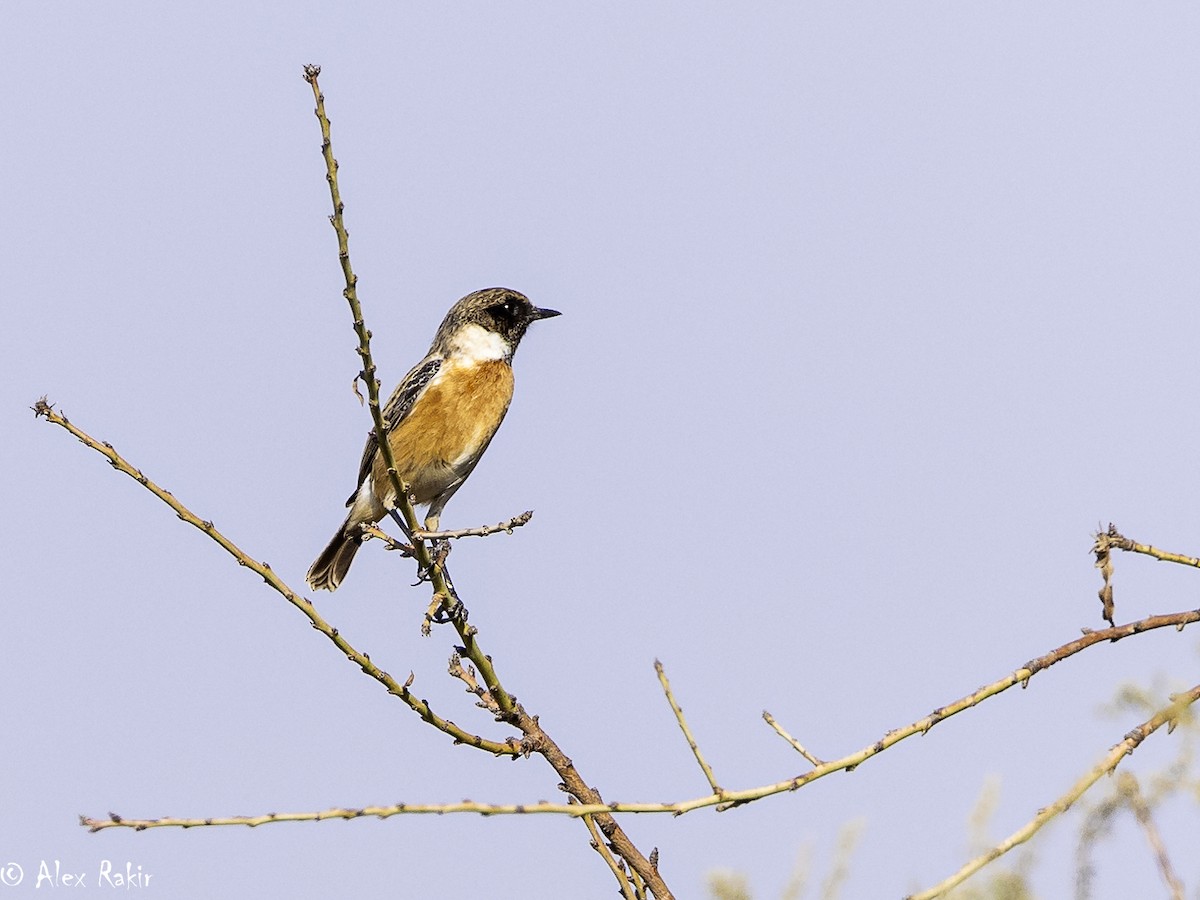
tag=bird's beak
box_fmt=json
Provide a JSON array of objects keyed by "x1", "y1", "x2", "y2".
[{"x1": 530, "y1": 306, "x2": 562, "y2": 321}]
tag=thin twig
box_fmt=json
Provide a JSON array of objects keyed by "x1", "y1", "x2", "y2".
[
  {"x1": 1099, "y1": 524, "x2": 1200, "y2": 569},
  {"x1": 412, "y1": 511, "x2": 534, "y2": 541},
  {"x1": 628, "y1": 860, "x2": 648, "y2": 900},
  {"x1": 302, "y1": 68, "x2": 426, "y2": 560},
  {"x1": 762, "y1": 711, "x2": 824, "y2": 766},
  {"x1": 448, "y1": 652, "x2": 498, "y2": 715},
  {"x1": 578, "y1": 802, "x2": 637, "y2": 900},
  {"x1": 302, "y1": 65, "x2": 515, "y2": 719},
  {"x1": 80, "y1": 802, "x2": 622, "y2": 831},
  {"x1": 907, "y1": 685, "x2": 1200, "y2": 900},
  {"x1": 1119, "y1": 772, "x2": 1185, "y2": 900},
  {"x1": 654, "y1": 660, "x2": 723, "y2": 796},
  {"x1": 360, "y1": 524, "x2": 414, "y2": 555}
]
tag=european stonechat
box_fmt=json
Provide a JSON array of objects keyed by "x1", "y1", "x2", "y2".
[{"x1": 306, "y1": 287, "x2": 560, "y2": 591}]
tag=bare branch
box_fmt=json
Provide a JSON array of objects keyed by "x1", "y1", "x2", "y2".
[
  {"x1": 655, "y1": 660, "x2": 723, "y2": 797},
  {"x1": 1100, "y1": 524, "x2": 1200, "y2": 569},
  {"x1": 32, "y1": 399, "x2": 518, "y2": 757},
  {"x1": 360, "y1": 524, "x2": 414, "y2": 556},
  {"x1": 907, "y1": 685, "x2": 1200, "y2": 900},
  {"x1": 578, "y1": 801, "x2": 638, "y2": 900},
  {"x1": 412, "y1": 511, "x2": 534, "y2": 541},
  {"x1": 762, "y1": 711, "x2": 823, "y2": 767}
]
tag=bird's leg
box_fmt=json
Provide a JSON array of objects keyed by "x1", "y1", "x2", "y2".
[
  {"x1": 418, "y1": 513, "x2": 453, "y2": 573},
  {"x1": 418, "y1": 511, "x2": 462, "y2": 622},
  {"x1": 428, "y1": 564, "x2": 464, "y2": 624},
  {"x1": 406, "y1": 512, "x2": 450, "y2": 580},
  {"x1": 386, "y1": 507, "x2": 414, "y2": 541}
]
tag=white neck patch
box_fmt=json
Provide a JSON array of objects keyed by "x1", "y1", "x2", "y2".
[{"x1": 450, "y1": 323, "x2": 511, "y2": 363}]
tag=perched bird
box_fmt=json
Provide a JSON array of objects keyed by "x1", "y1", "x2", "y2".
[{"x1": 306, "y1": 287, "x2": 560, "y2": 591}]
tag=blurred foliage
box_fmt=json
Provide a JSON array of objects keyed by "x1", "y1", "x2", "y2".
[{"x1": 706, "y1": 820, "x2": 863, "y2": 900}]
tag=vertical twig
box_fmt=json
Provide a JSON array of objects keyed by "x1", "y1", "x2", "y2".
[
  {"x1": 301, "y1": 64, "x2": 514, "y2": 713},
  {"x1": 299, "y1": 65, "x2": 673, "y2": 900}
]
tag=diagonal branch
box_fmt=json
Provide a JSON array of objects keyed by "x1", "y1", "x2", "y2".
[
  {"x1": 577, "y1": 801, "x2": 639, "y2": 900},
  {"x1": 907, "y1": 685, "x2": 1200, "y2": 900},
  {"x1": 39, "y1": 392, "x2": 670, "y2": 894},
  {"x1": 1098, "y1": 524, "x2": 1200, "y2": 569},
  {"x1": 655, "y1": 660, "x2": 723, "y2": 796},
  {"x1": 762, "y1": 711, "x2": 823, "y2": 767},
  {"x1": 31, "y1": 398, "x2": 518, "y2": 757}
]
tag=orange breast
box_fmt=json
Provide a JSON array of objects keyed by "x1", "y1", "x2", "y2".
[{"x1": 373, "y1": 359, "x2": 515, "y2": 505}]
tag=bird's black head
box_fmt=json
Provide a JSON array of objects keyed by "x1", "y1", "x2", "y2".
[{"x1": 433, "y1": 287, "x2": 560, "y2": 358}]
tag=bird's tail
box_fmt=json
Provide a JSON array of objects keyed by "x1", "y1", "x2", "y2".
[{"x1": 306, "y1": 519, "x2": 362, "y2": 592}]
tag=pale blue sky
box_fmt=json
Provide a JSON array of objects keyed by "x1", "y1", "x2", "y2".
[{"x1": 5, "y1": 4, "x2": 1200, "y2": 898}]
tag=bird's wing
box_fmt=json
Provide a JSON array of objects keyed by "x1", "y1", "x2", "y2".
[{"x1": 345, "y1": 355, "x2": 443, "y2": 505}]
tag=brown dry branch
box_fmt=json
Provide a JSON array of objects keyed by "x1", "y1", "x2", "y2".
[
  {"x1": 67, "y1": 602, "x2": 1200, "y2": 835},
  {"x1": 907, "y1": 685, "x2": 1200, "y2": 900}
]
